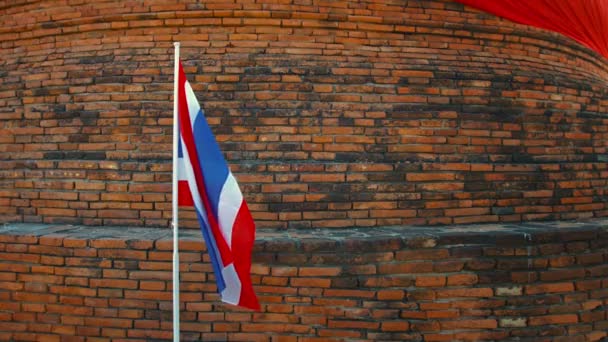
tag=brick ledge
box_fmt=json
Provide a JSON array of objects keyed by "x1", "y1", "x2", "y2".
[{"x1": 2, "y1": 219, "x2": 607, "y2": 253}]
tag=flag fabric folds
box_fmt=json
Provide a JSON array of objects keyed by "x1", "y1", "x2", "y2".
[
  {"x1": 453, "y1": 0, "x2": 608, "y2": 60},
  {"x1": 176, "y1": 61, "x2": 259, "y2": 311}
]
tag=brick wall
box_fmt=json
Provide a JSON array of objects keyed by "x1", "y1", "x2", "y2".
[
  {"x1": 1, "y1": 220, "x2": 608, "y2": 341},
  {"x1": 1, "y1": 0, "x2": 608, "y2": 229}
]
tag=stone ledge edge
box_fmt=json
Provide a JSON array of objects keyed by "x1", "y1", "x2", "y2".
[{"x1": 2, "y1": 219, "x2": 607, "y2": 253}]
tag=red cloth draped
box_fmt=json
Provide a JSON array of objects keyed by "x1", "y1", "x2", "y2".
[{"x1": 454, "y1": 0, "x2": 608, "y2": 60}]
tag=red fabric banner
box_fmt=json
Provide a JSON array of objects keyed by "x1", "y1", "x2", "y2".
[{"x1": 454, "y1": 0, "x2": 608, "y2": 60}]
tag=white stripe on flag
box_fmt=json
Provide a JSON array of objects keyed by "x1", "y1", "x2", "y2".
[
  {"x1": 220, "y1": 264, "x2": 242, "y2": 305},
  {"x1": 177, "y1": 155, "x2": 188, "y2": 181},
  {"x1": 217, "y1": 172, "x2": 243, "y2": 247},
  {"x1": 184, "y1": 80, "x2": 200, "y2": 128}
]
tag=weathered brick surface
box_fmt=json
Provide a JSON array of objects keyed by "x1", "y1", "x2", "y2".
[
  {"x1": 1, "y1": 0, "x2": 608, "y2": 228},
  {"x1": 1, "y1": 220, "x2": 608, "y2": 341}
]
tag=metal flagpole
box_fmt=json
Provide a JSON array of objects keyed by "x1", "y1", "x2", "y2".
[{"x1": 171, "y1": 41, "x2": 181, "y2": 342}]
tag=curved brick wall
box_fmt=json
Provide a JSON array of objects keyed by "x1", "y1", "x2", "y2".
[
  {"x1": 1, "y1": 220, "x2": 608, "y2": 341},
  {"x1": 1, "y1": 0, "x2": 608, "y2": 229}
]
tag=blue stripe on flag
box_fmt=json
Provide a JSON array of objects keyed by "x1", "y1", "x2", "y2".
[
  {"x1": 195, "y1": 208, "x2": 226, "y2": 293},
  {"x1": 192, "y1": 109, "x2": 229, "y2": 219},
  {"x1": 177, "y1": 136, "x2": 184, "y2": 158}
]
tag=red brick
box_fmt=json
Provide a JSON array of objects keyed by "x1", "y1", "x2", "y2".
[
  {"x1": 436, "y1": 288, "x2": 494, "y2": 299},
  {"x1": 378, "y1": 262, "x2": 434, "y2": 274},
  {"x1": 377, "y1": 290, "x2": 405, "y2": 301},
  {"x1": 427, "y1": 310, "x2": 459, "y2": 319},
  {"x1": 328, "y1": 320, "x2": 379, "y2": 330},
  {"x1": 299, "y1": 267, "x2": 341, "y2": 277},
  {"x1": 97, "y1": 249, "x2": 147, "y2": 260},
  {"x1": 529, "y1": 314, "x2": 578, "y2": 326},
  {"x1": 454, "y1": 331, "x2": 509, "y2": 340},
  {"x1": 440, "y1": 319, "x2": 498, "y2": 329},
  {"x1": 447, "y1": 274, "x2": 478, "y2": 286},
  {"x1": 290, "y1": 278, "x2": 331, "y2": 288},
  {"x1": 381, "y1": 321, "x2": 410, "y2": 332},
  {"x1": 424, "y1": 333, "x2": 455, "y2": 341},
  {"x1": 415, "y1": 276, "x2": 446, "y2": 287},
  {"x1": 124, "y1": 289, "x2": 172, "y2": 300},
  {"x1": 83, "y1": 317, "x2": 133, "y2": 328},
  {"x1": 526, "y1": 282, "x2": 575, "y2": 295},
  {"x1": 396, "y1": 249, "x2": 449, "y2": 261},
  {"x1": 12, "y1": 292, "x2": 57, "y2": 303},
  {"x1": 323, "y1": 289, "x2": 375, "y2": 299},
  {"x1": 90, "y1": 279, "x2": 138, "y2": 289}
]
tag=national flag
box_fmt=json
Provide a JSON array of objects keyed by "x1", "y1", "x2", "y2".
[{"x1": 176, "y1": 61, "x2": 259, "y2": 311}]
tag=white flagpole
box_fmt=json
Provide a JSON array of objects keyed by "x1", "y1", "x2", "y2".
[{"x1": 171, "y1": 41, "x2": 181, "y2": 342}]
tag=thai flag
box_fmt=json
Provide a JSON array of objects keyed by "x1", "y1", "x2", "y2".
[{"x1": 176, "y1": 61, "x2": 259, "y2": 311}]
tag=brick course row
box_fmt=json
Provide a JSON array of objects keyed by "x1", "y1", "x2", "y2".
[{"x1": 1, "y1": 220, "x2": 608, "y2": 341}]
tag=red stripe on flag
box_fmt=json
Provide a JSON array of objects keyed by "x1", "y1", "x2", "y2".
[
  {"x1": 178, "y1": 180, "x2": 194, "y2": 207},
  {"x1": 231, "y1": 201, "x2": 260, "y2": 311}
]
